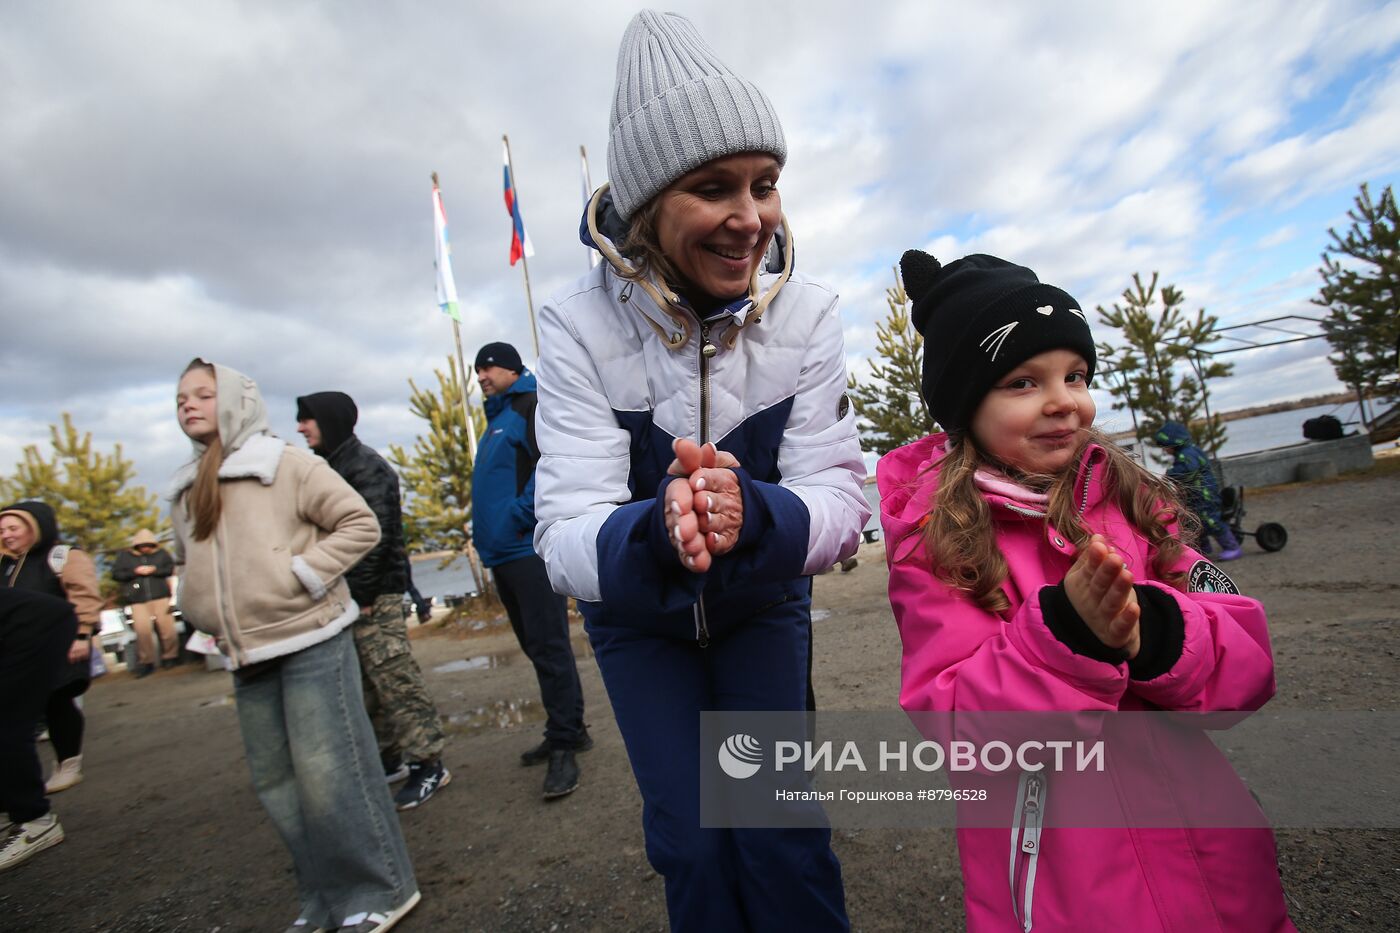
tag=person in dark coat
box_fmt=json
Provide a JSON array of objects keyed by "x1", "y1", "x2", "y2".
[
  {"x1": 403, "y1": 556, "x2": 431, "y2": 624},
  {"x1": 0, "y1": 588, "x2": 77, "y2": 872},
  {"x1": 296, "y1": 391, "x2": 450, "y2": 810},
  {"x1": 0, "y1": 501, "x2": 103, "y2": 794},
  {"x1": 110, "y1": 528, "x2": 178, "y2": 676}
]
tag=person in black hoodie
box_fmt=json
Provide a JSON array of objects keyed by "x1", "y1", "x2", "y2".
[
  {"x1": 0, "y1": 588, "x2": 77, "y2": 872},
  {"x1": 0, "y1": 501, "x2": 104, "y2": 795},
  {"x1": 295, "y1": 391, "x2": 449, "y2": 811}
]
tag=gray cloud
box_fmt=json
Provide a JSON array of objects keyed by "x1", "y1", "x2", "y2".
[{"x1": 2, "y1": 0, "x2": 1398, "y2": 499}]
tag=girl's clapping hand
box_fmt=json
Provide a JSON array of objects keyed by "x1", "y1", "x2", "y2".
[{"x1": 1064, "y1": 534, "x2": 1140, "y2": 659}]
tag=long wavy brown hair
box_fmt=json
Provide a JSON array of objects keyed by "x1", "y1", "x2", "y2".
[
  {"x1": 920, "y1": 427, "x2": 1193, "y2": 613},
  {"x1": 181, "y1": 360, "x2": 223, "y2": 541}
]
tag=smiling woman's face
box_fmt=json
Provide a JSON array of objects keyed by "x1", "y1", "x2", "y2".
[
  {"x1": 176, "y1": 368, "x2": 219, "y2": 444},
  {"x1": 0, "y1": 515, "x2": 35, "y2": 554},
  {"x1": 652, "y1": 152, "x2": 782, "y2": 302}
]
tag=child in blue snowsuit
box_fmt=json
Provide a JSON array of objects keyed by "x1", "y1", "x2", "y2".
[{"x1": 1153, "y1": 421, "x2": 1242, "y2": 560}]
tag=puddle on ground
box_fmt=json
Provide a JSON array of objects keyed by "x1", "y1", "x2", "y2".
[
  {"x1": 443, "y1": 699, "x2": 545, "y2": 735},
  {"x1": 810, "y1": 609, "x2": 831, "y2": 622},
  {"x1": 433, "y1": 655, "x2": 506, "y2": 673},
  {"x1": 431, "y1": 636, "x2": 595, "y2": 675}
]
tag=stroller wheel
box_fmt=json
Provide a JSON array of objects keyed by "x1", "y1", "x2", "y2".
[{"x1": 1256, "y1": 522, "x2": 1288, "y2": 552}]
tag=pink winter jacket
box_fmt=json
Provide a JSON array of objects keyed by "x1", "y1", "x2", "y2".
[{"x1": 878, "y1": 435, "x2": 1295, "y2": 933}]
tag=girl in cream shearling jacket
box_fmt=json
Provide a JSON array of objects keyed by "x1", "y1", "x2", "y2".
[{"x1": 169, "y1": 359, "x2": 420, "y2": 932}]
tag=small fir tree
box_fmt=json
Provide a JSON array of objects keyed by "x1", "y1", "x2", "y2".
[
  {"x1": 1095, "y1": 273, "x2": 1232, "y2": 452},
  {"x1": 0, "y1": 413, "x2": 166, "y2": 562},
  {"x1": 848, "y1": 269, "x2": 935, "y2": 455},
  {"x1": 1313, "y1": 182, "x2": 1400, "y2": 419},
  {"x1": 387, "y1": 361, "x2": 484, "y2": 553}
]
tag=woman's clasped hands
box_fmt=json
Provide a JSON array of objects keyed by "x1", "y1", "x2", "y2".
[{"x1": 663, "y1": 438, "x2": 744, "y2": 573}]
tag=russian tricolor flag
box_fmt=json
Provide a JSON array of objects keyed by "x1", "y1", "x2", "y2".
[{"x1": 503, "y1": 141, "x2": 535, "y2": 266}]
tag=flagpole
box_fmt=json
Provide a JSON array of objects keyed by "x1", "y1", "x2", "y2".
[
  {"x1": 580, "y1": 145, "x2": 599, "y2": 270},
  {"x1": 432, "y1": 172, "x2": 478, "y2": 462},
  {"x1": 432, "y1": 172, "x2": 492, "y2": 599},
  {"x1": 502, "y1": 134, "x2": 540, "y2": 358},
  {"x1": 451, "y1": 321, "x2": 478, "y2": 463}
]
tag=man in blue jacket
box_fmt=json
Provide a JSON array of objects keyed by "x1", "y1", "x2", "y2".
[{"x1": 472, "y1": 342, "x2": 589, "y2": 799}]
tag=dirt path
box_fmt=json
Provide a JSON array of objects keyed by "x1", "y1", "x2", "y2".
[{"x1": 3, "y1": 468, "x2": 1397, "y2": 932}]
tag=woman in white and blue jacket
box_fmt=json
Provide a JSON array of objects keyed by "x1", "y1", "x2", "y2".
[{"x1": 533, "y1": 11, "x2": 868, "y2": 932}]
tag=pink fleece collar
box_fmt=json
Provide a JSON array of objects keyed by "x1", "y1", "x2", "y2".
[{"x1": 972, "y1": 470, "x2": 1050, "y2": 507}]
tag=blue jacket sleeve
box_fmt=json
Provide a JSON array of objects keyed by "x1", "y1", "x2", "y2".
[
  {"x1": 509, "y1": 468, "x2": 537, "y2": 534},
  {"x1": 594, "y1": 467, "x2": 812, "y2": 615},
  {"x1": 710, "y1": 467, "x2": 810, "y2": 589},
  {"x1": 595, "y1": 475, "x2": 707, "y2": 615}
]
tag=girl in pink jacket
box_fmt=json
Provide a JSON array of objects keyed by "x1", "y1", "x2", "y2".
[{"x1": 877, "y1": 250, "x2": 1295, "y2": 932}]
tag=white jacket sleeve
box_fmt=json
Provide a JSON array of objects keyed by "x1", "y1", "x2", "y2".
[
  {"x1": 532, "y1": 298, "x2": 631, "y2": 602},
  {"x1": 778, "y1": 292, "x2": 870, "y2": 574}
]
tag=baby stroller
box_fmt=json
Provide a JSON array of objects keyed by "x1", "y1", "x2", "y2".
[{"x1": 1217, "y1": 486, "x2": 1288, "y2": 552}]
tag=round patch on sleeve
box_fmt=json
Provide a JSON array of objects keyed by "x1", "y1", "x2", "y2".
[
  {"x1": 1188, "y1": 559, "x2": 1239, "y2": 594},
  {"x1": 837, "y1": 393, "x2": 851, "y2": 420}
]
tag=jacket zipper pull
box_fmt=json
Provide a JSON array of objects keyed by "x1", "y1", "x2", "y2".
[
  {"x1": 1021, "y1": 774, "x2": 1043, "y2": 854},
  {"x1": 694, "y1": 600, "x2": 711, "y2": 648}
]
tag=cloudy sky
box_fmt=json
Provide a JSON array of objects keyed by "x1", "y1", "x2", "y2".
[{"x1": 3, "y1": 0, "x2": 1399, "y2": 500}]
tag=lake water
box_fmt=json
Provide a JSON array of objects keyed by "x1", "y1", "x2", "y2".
[
  {"x1": 407, "y1": 552, "x2": 479, "y2": 601},
  {"x1": 1214, "y1": 401, "x2": 1375, "y2": 457}
]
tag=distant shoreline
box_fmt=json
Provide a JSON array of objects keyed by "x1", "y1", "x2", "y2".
[
  {"x1": 1107, "y1": 388, "x2": 1385, "y2": 440},
  {"x1": 1209, "y1": 389, "x2": 1378, "y2": 424}
]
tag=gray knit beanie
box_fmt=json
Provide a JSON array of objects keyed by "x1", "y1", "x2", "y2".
[{"x1": 607, "y1": 10, "x2": 787, "y2": 222}]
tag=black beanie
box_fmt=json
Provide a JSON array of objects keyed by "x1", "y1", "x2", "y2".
[
  {"x1": 474, "y1": 342, "x2": 524, "y2": 373},
  {"x1": 901, "y1": 251, "x2": 1096, "y2": 433}
]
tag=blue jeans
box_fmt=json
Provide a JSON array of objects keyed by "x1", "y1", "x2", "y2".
[{"x1": 234, "y1": 629, "x2": 417, "y2": 927}]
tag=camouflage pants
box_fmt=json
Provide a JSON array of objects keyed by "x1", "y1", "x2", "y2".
[{"x1": 352, "y1": 593, "x2": 445, "y2": 763}]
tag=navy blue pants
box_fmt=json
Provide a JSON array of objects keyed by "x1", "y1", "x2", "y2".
[
  {"x1": 494, "y1": 554, "x2": 587, "y2": 747},
  {"x1": 587, "y1": 599, "x2": 848, "y2": 933}
]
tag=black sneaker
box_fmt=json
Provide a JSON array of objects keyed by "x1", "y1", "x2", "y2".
[
  {"x1": 381, "y1": 751, "x2": 409, "y2": 784},
  {"x1": 520, "y1": 730, "x2": 594, "y2": 767},
  {"x1": 393, "y1": 759, "x2": 450, "y2": 811},
  {"x1": 543, "y1": 749, "x2": 580, "y2": 799},
  {"x1": 133, "y1": 664, "x2": 155, "y2": 679}
]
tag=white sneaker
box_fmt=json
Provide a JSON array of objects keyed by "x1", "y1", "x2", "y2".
[
  {"x1": 284, "y1": 919, "x2": 327, "y2": 933},
  {"x1": 0, "y1": 813, "x2": 64, "y2": 872},
  {"x1": 45, "y1": 756, "x2": 83, "y2": 793},
  {"x1": 338, "y1": 890, "x2": 421, "y2": 932}
]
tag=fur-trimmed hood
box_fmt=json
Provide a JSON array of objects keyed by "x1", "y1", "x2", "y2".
[{"x1": 168, "y1": 433, "x2": 286, "y2": 501}]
